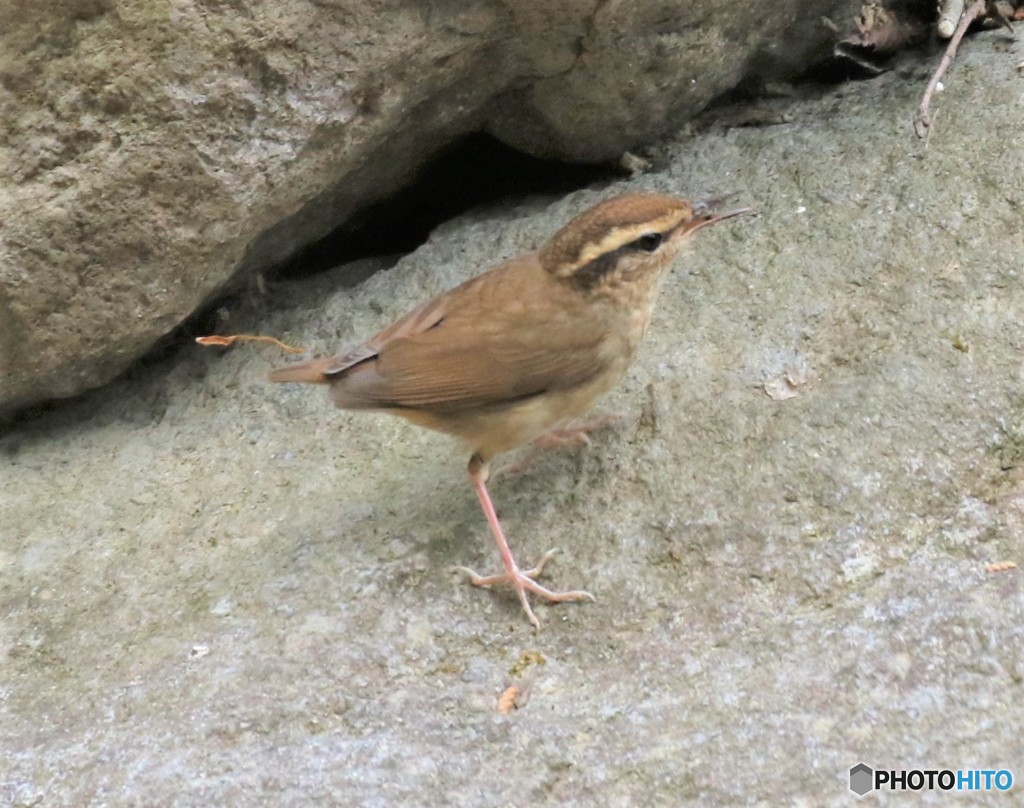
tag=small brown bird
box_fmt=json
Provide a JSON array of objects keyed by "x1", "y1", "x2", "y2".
[{"x1": 270, "y1": 192, "x2": 749, "y2": 628}]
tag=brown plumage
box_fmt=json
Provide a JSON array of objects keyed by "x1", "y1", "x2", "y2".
[{"x1": 271, "y1": 192, "x2": 750, "y2": 628}]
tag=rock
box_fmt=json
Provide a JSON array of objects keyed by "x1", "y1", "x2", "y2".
[
  {"x1": 0, "y1": 0, "x2": 847, "y2": 416},
  {"x1": 2, "y1": 35, "x2": 1023, "y2": 802}
]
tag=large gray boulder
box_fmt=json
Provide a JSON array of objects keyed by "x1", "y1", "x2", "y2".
[{"x1": 0, "y1": 0, "x2": 846, "y2": 416}]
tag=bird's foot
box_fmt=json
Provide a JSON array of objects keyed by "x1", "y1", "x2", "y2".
[
  {"x1": 532, "y1": 413, "x2": 624, "y2": 449},
  {"x1": 454, "y1": 548, "x2": 595, "y2": 629},
  {"x1": 495, "y1": 414, "x2": 625, "y2": 478}
]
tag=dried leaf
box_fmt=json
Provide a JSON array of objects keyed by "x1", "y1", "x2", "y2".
[{"x1": 839, "y1": 2, "x2": 927, "y2": 54}]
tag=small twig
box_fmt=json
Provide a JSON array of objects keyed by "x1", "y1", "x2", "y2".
[
  {"x1": 923, "y1": 108, "x2": 940, "y2": 150},
  {"x1": 913, "y1": 0, "x2": 985, "y2": 138},
  {"x1": 195, "y1": 334, "x2": 306, "y2": 354}
]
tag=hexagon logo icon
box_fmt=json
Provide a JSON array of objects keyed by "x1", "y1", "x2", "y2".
[{"x1": 850, "y1": 763, "x2": 873, "y2": 796}]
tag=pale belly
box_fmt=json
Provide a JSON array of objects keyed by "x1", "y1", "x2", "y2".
[
  {"x1": 380, "y1": 295, "x2": 653, "y2": 462},
  {"x1": 393, "y1": 353, "x2": 632, "y2": 462}
]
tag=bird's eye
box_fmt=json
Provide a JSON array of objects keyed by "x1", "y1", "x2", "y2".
[{"x1": 630, "y1": 233, "x2": 663, "y2": 252}]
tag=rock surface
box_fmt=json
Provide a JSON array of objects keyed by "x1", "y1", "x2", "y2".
[
  {"x1": 0, "y1": 0, "x2": 848, "y2": 416},
  {"x1": 3, "y1": 34, "x2": 1024, "y2": 804}
]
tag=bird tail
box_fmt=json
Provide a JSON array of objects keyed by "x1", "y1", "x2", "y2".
[{"x1": 268, "y1": 356, "x2": 338, "y2": 384}]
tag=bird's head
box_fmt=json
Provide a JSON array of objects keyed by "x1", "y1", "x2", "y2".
[{"x1": 539, "y1": 193, "x2": 750, "y2": 295}]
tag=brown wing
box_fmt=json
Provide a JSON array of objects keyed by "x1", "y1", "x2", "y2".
[
  {"x1": 322, "y1": 293, "x2": 450, "y2": 376},
  {"x1": 328, "y1": 255, "x2": 614, "y2": 413},
  {"x1": 269, "y1": 279, "x2": 450, "y2": 385}
]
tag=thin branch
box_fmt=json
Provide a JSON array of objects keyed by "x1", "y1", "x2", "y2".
[{"x1": 913, "y1": 0, "x2": 986, "y2": 138}]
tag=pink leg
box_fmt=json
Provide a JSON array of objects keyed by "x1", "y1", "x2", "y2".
[{"x1": 455, "y1": 454, "x2": 594, "y2": 629}]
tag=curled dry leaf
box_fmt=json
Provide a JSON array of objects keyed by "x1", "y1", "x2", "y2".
[{"x1": 196, "y1": 334, "x2": 306, "y2": 354}]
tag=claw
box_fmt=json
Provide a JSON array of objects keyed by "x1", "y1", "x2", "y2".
[{"x1": 456, "y1": 548, "x2": 595, "y2": 629}]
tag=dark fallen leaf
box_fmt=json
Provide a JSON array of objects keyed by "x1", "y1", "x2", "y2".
[{"x1": 840, "y1": 1, "x2": 928, "y2": 54}]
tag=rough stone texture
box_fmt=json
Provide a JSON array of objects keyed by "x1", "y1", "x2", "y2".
[
  {"x1": 0, "y1": 0, "x2": 851, "y2": 417},
  {"x1": 3, "y1": 34, "x2": 1024, "y2": 805}
]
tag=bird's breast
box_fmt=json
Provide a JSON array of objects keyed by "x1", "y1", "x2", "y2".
[{"x1": 401, "y1": 359, "x2": 624, "y2": 461}]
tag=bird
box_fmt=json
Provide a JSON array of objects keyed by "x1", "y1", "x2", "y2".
[{"x1": 270, "y1": 192, "x2": 750, "y2": 628}]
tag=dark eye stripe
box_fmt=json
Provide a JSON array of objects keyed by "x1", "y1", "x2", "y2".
[
  {"x1": 630, "y1": 233, "x2": 663, "y2": 252},
  {"x1": 568, "y1": 232, "x2": 664, "y2": 289},
  {"x1": 568, "y1": 250, "x2": 619, "y2": 289}
]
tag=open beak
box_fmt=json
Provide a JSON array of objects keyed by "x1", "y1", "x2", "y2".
[{"x1": 670, "y1": 195, "x2": 754, "y2": 241}]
